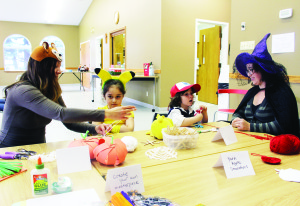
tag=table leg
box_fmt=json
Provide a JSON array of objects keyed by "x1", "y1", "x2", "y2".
[
  {"x1": 152, "y1": 77, "x2": 156, "y2": 112},
  {"x1": 80, "y1": 72, "x2": 85, "y2": 91},
  {"x1": 72, "y1": 72, "x2": 85, "y2": 91},
  {"x1": 92, "y1": 75, "x2": 95, "y2": 102}
]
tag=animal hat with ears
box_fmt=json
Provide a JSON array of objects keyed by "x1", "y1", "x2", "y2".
[
  {"x1": 31, "y1": 42, "x2": 62, "y2": 62},
  {"x1": 94, "y1": 68, "x2": 135, "y2": 89}
]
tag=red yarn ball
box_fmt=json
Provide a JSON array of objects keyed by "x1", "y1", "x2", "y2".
[{"x1": 270, "y1": 134, "x2": 300, "y2": 155}]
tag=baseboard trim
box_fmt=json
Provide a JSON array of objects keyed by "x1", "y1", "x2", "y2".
[{"x1": 124, "y1": 97, "x2": 168, "y2": 112}]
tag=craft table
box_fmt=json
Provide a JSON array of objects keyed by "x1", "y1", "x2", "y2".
[
  {"x1": 58, "y1": 71, "x2": 92, "y2": 91},
  {"x1": 91, "y1": 74, "x2": 158, "y2": 112},
  {"x1": 141, "y1": 143, "x2": 300, "y2": 206},
  {"x1": 91, "y1": 122, "x2": 271, "y2": 176},
  {"x1": 0, "y1": 141, "x2": 110, "y2": 206},
  {"x1": 1, "y1": 122, "x2": 299, "y2": 206}
]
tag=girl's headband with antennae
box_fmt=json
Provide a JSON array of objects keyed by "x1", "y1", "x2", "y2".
[{"x1": 94, "y1": 68, "x2": 135, "y2": 89}]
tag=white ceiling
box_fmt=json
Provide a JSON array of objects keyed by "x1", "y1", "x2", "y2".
[{"x1": 0, "y1": 0, "x2": 93, "y2": 26}]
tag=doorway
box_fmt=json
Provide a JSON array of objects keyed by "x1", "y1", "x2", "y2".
[
  {"x1": 194, "y1": 19, "x2": 229, "y2": 105},
  {"x1": 94, "y1": 36, "x2": 104, "y2": 91},
  {"x1": 95, "y1": 36, "x2": 104, "y2": 69},
  {"x1": 80, "y1": 40, "x2": 90, "y2": 89},
  {"x1": 109, "y1": 27, "x2": 126, "y2": 68}
]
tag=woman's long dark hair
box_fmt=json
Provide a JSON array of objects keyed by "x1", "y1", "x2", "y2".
[
  {"x1": 4, "y1": 57, "x2": 62, "y2": 102},
  {"x1": 252, "y1": 62, "x2": 290, "y2": 88}
]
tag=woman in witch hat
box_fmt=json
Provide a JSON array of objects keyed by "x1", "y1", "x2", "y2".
[{"x1": 231, "y1": 33, "x2": 299, "y2": 136}]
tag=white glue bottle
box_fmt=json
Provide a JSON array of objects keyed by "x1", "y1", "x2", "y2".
[
  {"x1": 149, "y1": 62, "x2": 154, "y2": 76},
  {"x1": 31, "y1": 157, "x2": 50, "y2": 197}
]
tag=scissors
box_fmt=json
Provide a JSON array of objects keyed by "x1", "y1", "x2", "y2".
[
  {"x1": 0, "y1": 151, "x2": 29, "y2": 160},
  {"x1": 17, "y1": 148, "x2": 37, "y2": 156}
]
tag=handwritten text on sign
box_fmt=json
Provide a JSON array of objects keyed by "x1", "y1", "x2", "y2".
[
  {"x1": 227, "y1": 156, "x2": 249, "y2": 171},
  {"x1": 105, "y1": 164, "x2": 145, "y2": 195},
  {"x1": 112, "y1": 172, "x2": 139, "y2": 190},
  {"x1": 213, "y1": 151, "x2": 255, "y2": 179}
]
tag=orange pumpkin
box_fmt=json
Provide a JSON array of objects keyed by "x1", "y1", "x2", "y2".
[
  {"x1": 68, "y1": 136, "x2": 104, "y2": 159},
  {"x1": 93, "y1": 137, "x2": 128, "y2": 166}
]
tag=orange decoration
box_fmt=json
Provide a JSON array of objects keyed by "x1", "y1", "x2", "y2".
[
  {"x1": 68, "y1": 137, "x2": 103, "y2": 159},
  {"x1": 93, "y1": 137, "x2": 128, "y2": 166}
]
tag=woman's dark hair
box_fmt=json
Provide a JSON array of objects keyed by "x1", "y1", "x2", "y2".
[
  {"x1": 102, "y1": 79, "x2": 126, "y2": 97},
  {"x1": 4, "y1": 57, "x2": 62, "y2": 102},
  {"x1": 168, "y1": 88, "x2": 195, "y2": 109},
  {"x1": 252, "y1": 62, "x2": 290, "y2": 88}
]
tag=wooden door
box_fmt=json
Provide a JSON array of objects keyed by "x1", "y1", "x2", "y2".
[
  {"x1": 112, "y1": 34, "x2": 124, "y2": 65},
  {"x1": 80, "y1": 41, "x2": 91, "y2": 89},
  {"x1": 197, "y1": 26, "x2": 221, "y2": 104}
]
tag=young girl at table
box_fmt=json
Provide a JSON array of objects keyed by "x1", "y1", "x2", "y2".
[
  {"x1": 167, "y1": 82, "x2": 208, "y2": 127},
  {"x1": 94, "y1": 68, "x2": 135, "y2": 133}
]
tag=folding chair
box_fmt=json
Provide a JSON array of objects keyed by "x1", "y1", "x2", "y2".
[{"x1": 213, "y1": 89, "x2": 248, "y2": 121}]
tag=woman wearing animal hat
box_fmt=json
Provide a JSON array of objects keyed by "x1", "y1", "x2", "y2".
[
  {"x1": 0, "y1": 42, "x2": 136, "y2": 147},
  {"x1": 231, "y1": 33, "x2": 299, "y2": 136}
]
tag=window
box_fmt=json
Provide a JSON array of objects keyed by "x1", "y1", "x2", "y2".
[
  {"x1": 3, "y1": 34, "x2": 31, "y2": 71},
  {"x1": 40, "y1": 36, "x2": 65, "y2": 70}
]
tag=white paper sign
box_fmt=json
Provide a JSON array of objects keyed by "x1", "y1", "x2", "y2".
[
  {"x1": 272, "y1": 32, "x2": 295, "y2": 53},
  {"x1": 211, "y1": 125, "x2": 237, "y2": 145},
  {"x1": 56, "y1": 146, "x2": 91, "y2": 175},
  {"x1": 213, "y1": 151, "x2": 255, "y2": 179},
  {"x1": 218, "y1": 64, "x2": 229, "y2": 83},
  {"x1": 105, "y1": 164, "x2": 145, "y2": 195},
  {"x1": 25, "y1": 189, "x2": 103, "y2": 206}
]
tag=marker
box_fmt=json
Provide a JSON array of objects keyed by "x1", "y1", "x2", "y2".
[{"x1": 121, "y1": 191, "x2": 134, "y2": 206}]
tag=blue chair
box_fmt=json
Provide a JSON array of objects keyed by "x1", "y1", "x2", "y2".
[{"x1": 0, "y1": 99, "x2": 5, "y2": 112}]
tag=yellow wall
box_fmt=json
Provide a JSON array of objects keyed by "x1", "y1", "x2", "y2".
[
  {"x1": 161, "y1": 0, "x2": 231, "y2": 107},
  {"x1": 79, "y1": 0, "x2": 161, "y2": 70},
  {"x1": 79, "y1": 0, "x2": 161, "y2": 106},
  {"x1": 229, "y1": 0, "x2": 300, "y2": 113},
  {"x1": 0, "y1": 1, "x2": 231, "y2": 107},
  {"x1": 4, "y1": 1, "x2": 298, "y2": 110},
  {"x1": 0, "y1": 21, "x2": 80, "y2": 86},
  {"x1": 79, "y1": 0, "x2": 231, "y2": 107}
]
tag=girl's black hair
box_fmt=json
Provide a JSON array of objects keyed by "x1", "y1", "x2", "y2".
[
  {"x1": 102, "y1": 79, "x2": 126, "y2": 97},
  {"x1": 168, "y1": 87, "x2": 195, "y2": 109},
  {"x1": 252, "y1": 63, "x2": 289, "y2": 88}
]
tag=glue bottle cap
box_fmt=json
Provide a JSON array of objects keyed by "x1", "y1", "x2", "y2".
[{"x1": 36, "y1": 157, "x2": 44, "y2": 169}]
